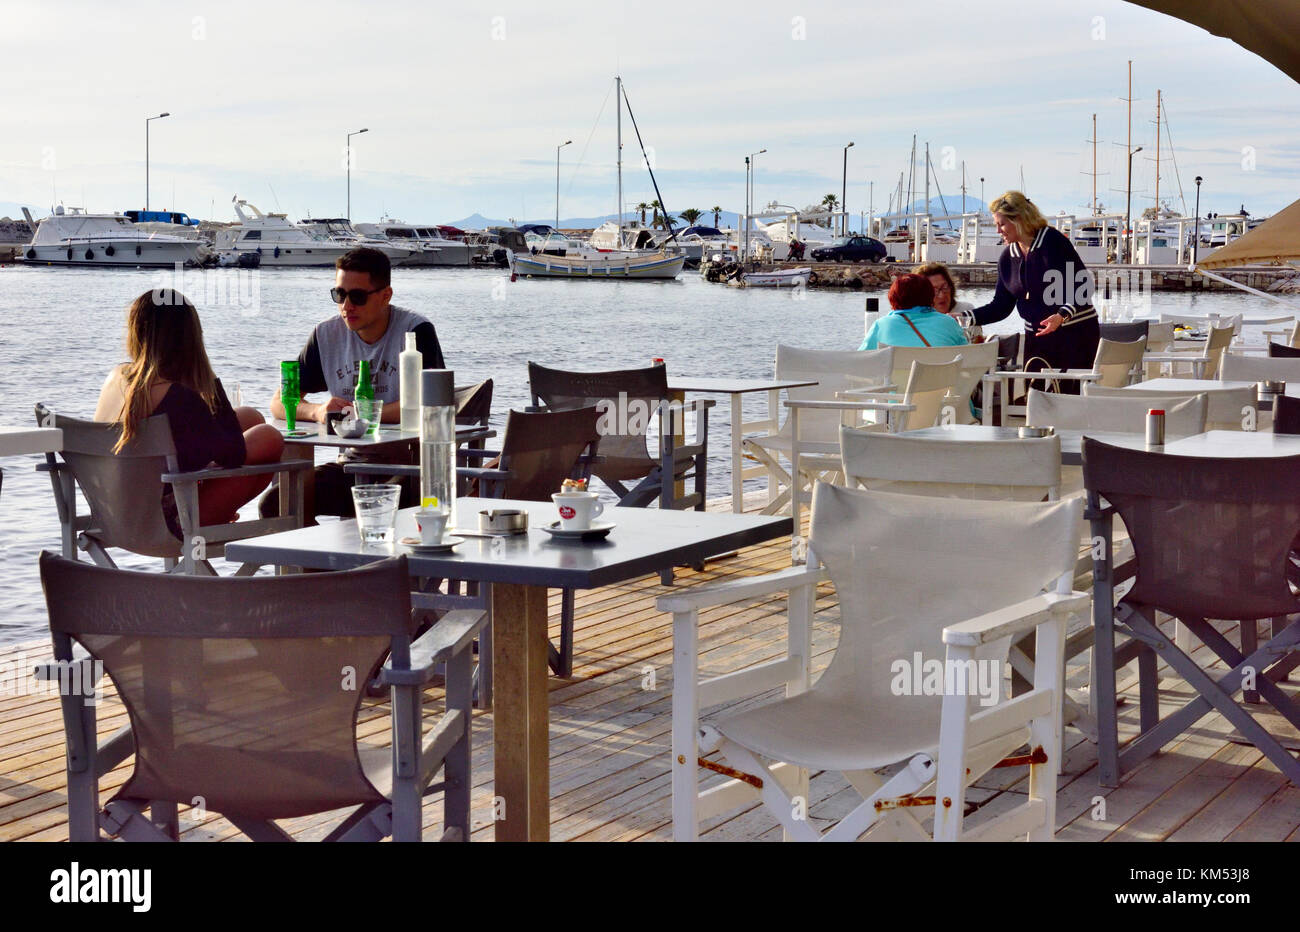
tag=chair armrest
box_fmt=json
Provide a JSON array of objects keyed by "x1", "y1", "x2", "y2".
[
  {"x1": 382, "y1": 609, "x2": 489, "y2": 685},
  {"x1": 671, "y1": 398, "x2": 715, "y2": 412},
  {"x1": 456, "y1": 466, "x2": 511, "y2": 482},
  {"x1": 342, "y1": 462, "x2": 418, "y2": 478},
  {"x1": 835, "y1": 382, "x2": 899, "y2": 397},
  {"x1": 986, "y1": 370, "x2": 1100, "y2": 382},
  {"x1": 457, "y1": 448, "x2": 503, "y2": 460},
  {"x1": 657, "y1": 565, "x2": 826, "y2": 613},
  {"x1": 942, "y1": 591, "x2": 1090, "y2": 648},
  {"x1": 787, "y1": 398, "x2": 917, "y2": 414},
  {"x1": 161, "y1": 459, "x2": 313, "y2": 483}
]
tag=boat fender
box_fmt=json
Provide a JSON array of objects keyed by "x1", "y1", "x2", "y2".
[
  {"x1": 66, "y1": 248, "x2": 73, "y2": 260},
  {"x1": 105, "y1": 245, "x2": 115, "y2": 256},
  {"x1": 85, "y1": 249, "x2": 94, "y2": 260},
  {"x1": 274, "y1": 246, "x2": 281, "y2": 258},
  {"x1": 26, "y1": 249, "x2": 35, "y2": 260},
  {"x1": 510, "y1": 273, "x2": 518, "y2": 283},
  {"x1": 256, "y1": 247, "x2": 262, "y2": 255},
  {"x1": 135, "y1": 245, "x2": 142, "y2": 256}
]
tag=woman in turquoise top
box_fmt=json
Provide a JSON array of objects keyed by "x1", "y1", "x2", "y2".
[{"x1": 860, "y1": 273, "x2": 968, "y2": 350}]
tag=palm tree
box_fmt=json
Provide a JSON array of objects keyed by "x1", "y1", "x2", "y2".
[
  {"x1": 711, "y1": 205, "x2": 722, "y2": 228},
  {"x1": 822, "y1": 193, "x2": 840, "y2": 229},
  {"x1": 649, "y1": 199, "x2": 663, "y2": 230},
  {"x1": 679, "y1": 208, "x2": 702, "y2": 226},
  {"x1": 637, "y1": 202, "x2": 650, "y2": 225}
]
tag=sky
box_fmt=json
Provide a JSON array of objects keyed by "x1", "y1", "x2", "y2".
[{"x1": 2, "y1": 0, "x2": 1297, "y2": 227}]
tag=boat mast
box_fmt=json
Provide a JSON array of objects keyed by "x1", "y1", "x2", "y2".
[
  {"x1": 616, "y1": 75, "x2": 623, "y2": 242},
  {"x1": 1154, "y1": 89, "x2": 1161, "y2": 217},
  {"x1": 1092, "y1": 113, "x2": 1097, "y2": 215}
]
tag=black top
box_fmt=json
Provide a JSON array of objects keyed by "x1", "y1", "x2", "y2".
[
  {"x1": 297, "y1": 320, "x2": 445, "y2": 396},
  {"x1": 972, "y1": 225, "x2": 1097, "y2": 332},
  {"x1": 154, "y1": 379, "x2": 246, "y2": 472}
]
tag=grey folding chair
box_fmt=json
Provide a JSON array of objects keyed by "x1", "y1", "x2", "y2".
[
  {"x1": 37, "y1": 552, "x2": 486, "y2": 842},
  {"x1": 35, "y1": 403, "x2": 309, "y2": 575}
]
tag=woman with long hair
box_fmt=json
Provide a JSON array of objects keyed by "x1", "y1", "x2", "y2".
[
  {"x1": 94, "y1": 288, "x2": 284, "y2": 531},
  {"x1": 970, "y1": 191, "x2": 1099, "y2": 391}
]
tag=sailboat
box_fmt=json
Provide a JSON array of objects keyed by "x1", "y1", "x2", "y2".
[{"x1": 510, "y1": 76, "x2": 685, "y2": 281}]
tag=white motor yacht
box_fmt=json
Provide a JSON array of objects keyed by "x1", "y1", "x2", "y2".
[
  {"x1": 213, "y1": 199, "x2": 352, "y2": 267},
  {"x1": 21, "y1": 206, "x2": 204, "y2": 267},
  {"x1": 296, "y1": 218, "x2": 420, "y2": 265},
  {"x1": 353, "y1": 219, "x2": 473, "y2": 267}
]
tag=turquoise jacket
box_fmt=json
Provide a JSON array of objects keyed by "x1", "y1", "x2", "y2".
[{"x1": 859, "y1": 306, "x2": 968, "y2": 350}]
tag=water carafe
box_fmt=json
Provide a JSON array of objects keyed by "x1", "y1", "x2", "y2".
[{"x1": 420, "y1": 369, "x2": 457, "y2": 524}]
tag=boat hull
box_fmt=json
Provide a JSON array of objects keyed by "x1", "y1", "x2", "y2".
[
  {"x1": 22, "y1": 241, "x2": 202, "y2": 268},
  {"x1": 741, "y1": 267, "x2": 812, "y2": 288},
  {"x1": 510, "y1": 251, "x2": 684, "y2": 280}
]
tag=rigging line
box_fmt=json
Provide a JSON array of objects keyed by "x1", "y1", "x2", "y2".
[
  {"x1": 564, "y1": 81, "x2": 614, "y2": 201},
  {"x1": 925, "y1": 149, "x2": 953, "y2": 229},
  {"x1": 1160, "y1": 97, "x2": 1188, "y2": 217},
  {"x1": 620, "y1": 82, "x2": 678, "y2": 243}
]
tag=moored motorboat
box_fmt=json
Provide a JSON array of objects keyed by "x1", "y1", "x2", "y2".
[
  {"x1": 21, "y1": 206, "x2": 204, "y2": 267},
  {"x1": 509, "y1": 249, "x2": 684, "y2": 279},
  {"x1": 740, "y1": 266, "x2": 812, "y2": 288}
]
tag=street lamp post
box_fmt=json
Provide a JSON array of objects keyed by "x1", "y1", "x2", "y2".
[
  {"x1": 145, "y1": 112, "x2": 170, "y2": 211},
  {"x1": 346, "y1": 127, "x2": 369, "y2": 222},
  {"x1": 1125, "y1": 145, "x2": 1144, "y2": 263},
  {"x1": 746, "y1": 148, "x2": 766, "y2": 262},
  {"x1": 555, "y1": 140, "x2": 572, "y2": 228},
  {"x1": 1193, "y1": 176, "x2": 1203, "y2": 265},
  {"x1": 842, "y1": 142, "x2": 854, "y2": 235}
]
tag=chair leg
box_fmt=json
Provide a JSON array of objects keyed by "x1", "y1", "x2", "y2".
[
  {"x1": 443, "y1": 647, "x2": 474, "y2": 841},
  {"x1": 547, "y1": 589, "x2": 575, "y2": 677},
  {"x1": 1241, "y1": 619, "x2": 1260, "y2": 703}
]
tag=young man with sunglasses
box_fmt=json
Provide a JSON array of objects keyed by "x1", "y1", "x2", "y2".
[{"x1": 265, "y1": 247, "x2": 446, "y2": 517}]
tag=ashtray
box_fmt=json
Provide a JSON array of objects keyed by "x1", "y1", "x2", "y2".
[
  {"x1": 334, "y1": 419, "x2": 370, "y2": 439},
  {"x1": 479, "y1": 509, "x2": 528, "y2": 534},
  {"x1": 1018, "y1": 426, "x2": 1054, "y2": 438}
]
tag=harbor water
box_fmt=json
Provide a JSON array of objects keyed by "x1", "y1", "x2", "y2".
[{"x1": 0, "y1": 263, "x2": 1288, "y2": 643}]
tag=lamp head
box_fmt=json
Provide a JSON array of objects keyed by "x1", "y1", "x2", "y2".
[{"x1": 1195, "y1": 175, "x2": 1203, "y2": 185}]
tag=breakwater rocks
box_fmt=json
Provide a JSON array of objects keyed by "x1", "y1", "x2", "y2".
[{"x1": 763, "y1": 261, "x2": 1300, "y2": 294}]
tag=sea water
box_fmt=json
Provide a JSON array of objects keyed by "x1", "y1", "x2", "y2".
[{"x1": 0, "y1": 262, "x2": 1286, "y2": 642}]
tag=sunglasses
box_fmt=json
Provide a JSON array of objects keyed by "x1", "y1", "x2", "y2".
[{"x1": 330, "y1": 286, "x2": 384, "y2": 306}]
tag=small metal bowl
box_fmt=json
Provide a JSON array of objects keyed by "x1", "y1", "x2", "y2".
[
  {"x1": 1018, "y1": 426, "x2": 1054, "y2": 439},
  {"x1": 480, "y1": 509, "x2": 528, "y2": 534}
]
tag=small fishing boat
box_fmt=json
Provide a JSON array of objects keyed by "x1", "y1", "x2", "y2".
[
  {"x1": 739, "y1": 267, "x2": 812, "y2": 288},
  {"x1": 510, "y1": 249, "x2": 685, "y2": 279}
]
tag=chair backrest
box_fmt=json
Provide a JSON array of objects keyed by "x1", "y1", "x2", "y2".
[
  {"x1": 39, "y1": 551, "x2": 414, "y2": 819},
  {"x1": 528, "y1": 361, "x2": 666, "y2": 480},
  {"x1": 808, "y1": 483, "x2": 1081, "y2": 717},
  {"x1": 455, "y1": 379, "x2": 493, "y2": 426},
  {"x1": 1221, "y1": 353, "x2": 1300, "y2": 384},
  {"x1": 996, "y1": 332, "x2": 1023, "y2": 370},
  {"x1": 1084, "y1": 382, "x2": 1254, "y2": 431},
  {"x1": 1144, "y1": 321, "x2": 1176, "y2": 353},
  {"x1": 899, "y1": 356, "x2": 962, "y2": 431},
  {"x1": 1099, "y1": 321, "x2": 1149, "y2": 344},
  {"x1": 1027, "y1": 389, "x2": 1207, "y2": 437},
  {"x1": 1081, "y1": 437, "x2": 1300, "y2": 621},
  {"x1": 1160, "y1": 312, "x2": 1241, "y2": 337},
  {"x1": 1092, "y1": 337, "x2": 1147, "y2": 387},
  {"x1": 840, "y1": 425, "x2": 1060, "y2": 501},
  {"x1": 773, "y1": 344, "x2": 894, "y2": 443},
  {"x1": 1269, "y1": 341, "x2": 1300, "y2": 358},
  {"x1": 1202, "y1": 324, "x2": 1236, "y2": 379},
  {"x1": 496, "y1": 406, "x2": 601, "y2": 501},
  {"x1": 883, "y1": 341, "x2": 997, "y2": 424},
  {"x1": 36, "y1": 403, "x2": 182, "y2": 559},
  {"x1": 1275, "y1": 394, "x2": 1300, "y2": 435}
]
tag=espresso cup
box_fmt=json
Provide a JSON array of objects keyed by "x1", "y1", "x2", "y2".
[
  {"x1": 552, "y1": 491, "x2": 604, "y2": 531},
  {"x1": 415, "y1": 509, "x2": 448, "y2": 545}
]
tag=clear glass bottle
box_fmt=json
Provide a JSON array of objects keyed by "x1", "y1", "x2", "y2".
[{"x1": 420, "y1": 369, "x2": 457, "y2": 523}]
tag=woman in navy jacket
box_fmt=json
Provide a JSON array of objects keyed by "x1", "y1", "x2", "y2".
[{"x1": 972, "y1": 191, "x2": 1100, "y2": 391}]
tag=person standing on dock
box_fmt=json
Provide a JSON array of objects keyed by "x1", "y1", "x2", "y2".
[{"x1": 970, "y1": 191, "x2": 1099, "y2": 392}]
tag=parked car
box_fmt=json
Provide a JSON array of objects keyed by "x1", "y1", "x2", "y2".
[{"x1": 811, "y1": 235, "x2": 887, "y2": 263}]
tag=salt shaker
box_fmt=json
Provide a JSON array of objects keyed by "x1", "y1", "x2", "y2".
[{"x1": 1146, "y1": 408, "x2": 1165, "y2": 446}]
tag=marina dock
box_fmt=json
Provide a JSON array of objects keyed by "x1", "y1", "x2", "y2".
[{"x1": 3, "y1": 495, "x2": 1294, "y2": 843}]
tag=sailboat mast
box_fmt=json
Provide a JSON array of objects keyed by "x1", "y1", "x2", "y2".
[
  {"x1": 1092, "y1": 113, "x2": 1097, "y2": 215},
  {"x1": 1154, "y1": 89, "x2": 1161, "y2": 217},
  {"x1": 616, "y1": 75, "x2": 623, "y2": 240}
]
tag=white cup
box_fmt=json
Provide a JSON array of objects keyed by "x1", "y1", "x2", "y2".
[
  {"x1": 552, "y1": 491, "x2": 604, "y2": 531},
  {"x1": 415, "y1": 509, "x2": 448, "y2": 545}
]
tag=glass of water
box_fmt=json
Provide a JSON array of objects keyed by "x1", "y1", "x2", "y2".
[{"x1": 351, "y1": 484, "x2": 401, "y2": 543}]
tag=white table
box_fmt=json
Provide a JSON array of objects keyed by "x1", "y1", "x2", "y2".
[
  {"x1": 667, "y1": 377, "x2": 819, "y2": 513},
  {"x1": 0, "y1": 427, "x2": 62, "y2": 457}
]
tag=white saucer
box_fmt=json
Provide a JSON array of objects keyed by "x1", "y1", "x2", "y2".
[
  {"x1": 401, "y1": 535, "x2": 465, "y2": 553},
  {"x1": 540, "y1": 520, "x2": 616, "y2": 541}
]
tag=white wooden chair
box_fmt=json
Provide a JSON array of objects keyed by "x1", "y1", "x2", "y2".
[
  {"x1": 880, "y1": 341, "x2": 998, "y2": 424},
  {"x1": 1088, "y1": 337, "x2": 1147, "y2": 387},
  {"x1": 659, "y1": 483, "x2": 1087, "y2": 841},
  {"x1": 1220, "y1": 352, "x2": 1300, "y2": 384},
  {"x1": 1084, "y1": 382, "x2": 1257, "y2": 431},
  {"x1": 1026, "y1": 389, "x2": 1208, "y2": 439},
  {"x1": 742, "y1": 344, "x2": 893, "y2": 527},
  {"x1": 1144, "y1": 323, "x2": 1235, "y2": 379}
]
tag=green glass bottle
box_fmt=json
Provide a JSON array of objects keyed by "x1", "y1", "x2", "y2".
[{"x1": 354, "y1": 359, "x2": 376, "y2": 436}]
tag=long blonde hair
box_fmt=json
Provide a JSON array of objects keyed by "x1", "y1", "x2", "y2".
[
  {"x1": 989, "y1": 190, "x2": 1047, "y2": 241},
  {"x1": 114, "y1": 289, "x2": 219, "y2": 452}
]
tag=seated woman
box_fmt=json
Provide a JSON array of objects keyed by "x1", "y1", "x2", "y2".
[
  {"x1": 859, "y1": 273, "x2": 968, "y2": 350},
  {"x1": 93, "y1": 289, "x2": 284, "y2": 533},
  {"x1": 914, "y1": 261, "x2": 983, "y2": 343}
]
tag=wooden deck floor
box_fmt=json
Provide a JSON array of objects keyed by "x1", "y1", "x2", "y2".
[{"x1": 3, "y1": 496, "x2": 1299, "y2": 842}]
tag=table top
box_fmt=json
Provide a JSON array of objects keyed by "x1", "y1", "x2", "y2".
[
  {"x1": 1128, "y1": 378, "x2": 1300, "y2": 399},
  {"x1": 224, "y1": 497, "x2": 792, "y2": 589},
  {"x1": 0, "y1": 427, "x2": 62, "y2": 457},
  {"x1": 271, "y1": 421, "x2": 493, "y2": 449},
  {"x1": 667, "y1": 377, "x2": 819, "y2": 394},
  {"x1": 900, "y1": 424, "x2": 1300, "y2": 463}
]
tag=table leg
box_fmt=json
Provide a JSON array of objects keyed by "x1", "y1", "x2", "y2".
[
  {"x1": 730, "y1": 394, "x2": 743, "y2": 513},
  {"x1": 280, "y1": 443, "x2": 314, "y2": 520},
  {"x1": 491, "y1": 582, "x2": 550, "y2": 841}
]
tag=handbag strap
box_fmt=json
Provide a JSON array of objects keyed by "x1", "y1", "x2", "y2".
[{"x1": 900, "y1": 313, "x2": 932, "y2": 347}]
